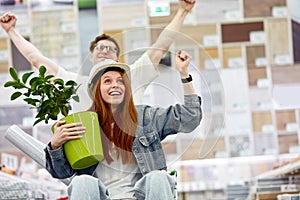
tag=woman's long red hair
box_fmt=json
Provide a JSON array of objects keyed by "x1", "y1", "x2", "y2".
[{"x1": 89, "y1": 71, "x2": 138, "y2": 164}]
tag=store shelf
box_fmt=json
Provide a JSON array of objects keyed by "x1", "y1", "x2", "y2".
[
  {"x1": 175, "y1": 23, "x2": 218, "y2": 46},
  {"x1": 246, "y1": 45, "x2": 266, "y2": 65},
  {"x1": 267, "y1": 18, "x2": 293, "y2": 66},
  {"x1": 277, "y1": 134, "x2": 299, "y2": 154},
  {"x1": 255, "y1": 158, "x2": 300, "y2": 179},
  {"x1": 0, "y1": 171, "x2": 67, "y2": 200},
  {"x1": 221, "y1": 21, "x2": 264, "y2": 43},
  {"x1": 243, "y1": 0, "x2": 287, "y2": 18},
  {"x1": 271, "y1": 64, "x2": 300, "y2": 84},
  {"x1": 0, "y1": 0, "x2": 81, "y2": 73},
  {"x1": 95, "y1": 0, "x2": 300, "y2": 163}
]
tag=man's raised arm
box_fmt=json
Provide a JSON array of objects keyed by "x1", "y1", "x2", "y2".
[
  {"x1": 147, "y1": 0, "x2": 196, "y2": 69},
  {"x1": 0, "y1": 12, "x2": 60, "y2": 76}
]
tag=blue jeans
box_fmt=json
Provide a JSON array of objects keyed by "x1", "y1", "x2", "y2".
[{"x1": 67, "y1": 170, "x2": 175, "y2": 200}]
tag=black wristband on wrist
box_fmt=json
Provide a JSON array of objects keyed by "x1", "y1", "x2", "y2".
[
  {"x1": 181, "y1": 74, "x2": 193, "y2": 83},
  {"x1": 48, "y1": 142, "x2": 53, "y2": 150}
]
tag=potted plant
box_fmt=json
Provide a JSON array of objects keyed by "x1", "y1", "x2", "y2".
[{"x1": 4, "y1": 66, "x2": 104, "y2": 169}]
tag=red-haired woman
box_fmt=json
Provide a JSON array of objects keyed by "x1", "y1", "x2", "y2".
[{"x1": 45, "y1": 50, "x2": 202, "y2": 200}]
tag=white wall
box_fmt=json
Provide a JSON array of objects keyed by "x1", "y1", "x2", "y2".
[{"x1": 288, "y1": 0, "x2": 300, "y2": 23}]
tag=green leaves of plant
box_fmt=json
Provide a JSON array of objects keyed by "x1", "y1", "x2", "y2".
[
  {"x1": 4, "y1": 68, "x2": 25, "y2": 90},
  {"x1": 9, "y1": 67, "x2": 19, "y2": 80},
  {"x1": 4, "y1": 66, "x2": 80, "y2": 126},
  {"x1": 22, "y1": 71, "x2": 34, "y2": 84},
  {"x1": 11, "y1": 92, "x2": 22, "y2": 100},
  {"x1": 39, "y1": 64, "x2": 46, "y2": 76},
  {"x1": 72, "y1": 95, "x2": 80, "y2": 102}
]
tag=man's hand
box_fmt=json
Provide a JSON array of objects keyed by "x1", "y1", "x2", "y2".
[
  {"x1": 179, "y1": 0, "x2": 196, "y2": 12},
  {"x1": 0, "y1": 12, "x2": 17, "y2": 33}
]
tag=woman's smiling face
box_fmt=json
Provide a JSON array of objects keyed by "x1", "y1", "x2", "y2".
[{"x1": 100, "y1": 70, "x2": 125, "y2": 106}]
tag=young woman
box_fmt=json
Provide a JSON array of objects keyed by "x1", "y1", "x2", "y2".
[{"x1": 44, "y1": 50, "x2": 202, "y2": 200}]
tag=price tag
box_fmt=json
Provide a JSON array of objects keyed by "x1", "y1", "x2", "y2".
[
  {"x1": 214, "y1": 151, "x2": 228, "y2": 158},
  {"x1": 257, "y1": 78, "x2": 270, "y2": 88},
  {"x1": 60, "y1": 22, "x2": 77, "y2": 33},
  {"x1": 228, "y1": 57, "x2": 244, "y2": 68},
  {"x1": 240, "y1": 149, "x2": 251, "y2": 156},
  {"x1": 225, "y1": 10, "x2": 242, "y2": 20},
  {"x1": 286, "y1": 123, "x2": 298, "y2": 132},
  {"x1": 264, "y1": 148, "x2": 277, "y2": 155},
  {"x1": 272, "y1": 6, "x2": 288, "y2": 17},
  {"x1": 250, "y1": 31, "x2": 266, "y2": 44},
  {"x1": 262, "y1": 124, "x2": 275, "y2": 133},
  {"x1": 289, "y1": 146, "x2": 300, "y2": 153},
  {"x1": 280, "y1": 184, "x2": 298, "y2": 192},
  {"x1": 62, "y1": 45, "x2": 79, "y2": 56},
  {"x1": 204, "y1": 58, "x2": 221, "y2": 69},
  {"x1": 0, "y1": 50, "x2": 8, "y2": 61},
  {"x1": 131, "y1": 17, "x2": 147, "y2": 27},
  {"x1": 1, "y1": 153, "x2": 18, "y2": 170},
  {"x1": 233, "y1": 103, "x2": 248, "y2": 110},
  {"x1": 255, "y1": 57, "x2": 268, "y2": 67},
  {"x1": 203, "y1": 35, "x2": 219, "y2": 47},
  {"x1": 274, "y1": 54, "x2": 292, "y2": 65},
  {"x1": 258, "y1": 101, "x2": 272, "y2": 109}
]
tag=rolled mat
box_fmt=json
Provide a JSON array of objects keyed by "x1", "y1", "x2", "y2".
[{"x1": 4, "y1": 124, "x2": 71, "y2": 185}]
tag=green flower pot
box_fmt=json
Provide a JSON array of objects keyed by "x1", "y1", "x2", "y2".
[{"x1": 52, "y1": 111, "x2": 104, "y2": 169}]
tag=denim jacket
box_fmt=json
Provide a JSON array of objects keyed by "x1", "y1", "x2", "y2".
[{"x1": 44, "y1": 94, "x2": 202, "y2": 179}]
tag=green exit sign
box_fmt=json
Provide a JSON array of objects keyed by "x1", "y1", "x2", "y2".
[{"x1": 148, "y1": 2, "x2": 170, "y2": 17}]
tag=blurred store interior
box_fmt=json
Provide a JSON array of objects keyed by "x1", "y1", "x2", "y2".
[{"x1": 0, "y1": 0, "x2": 300, "y2": 199}]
